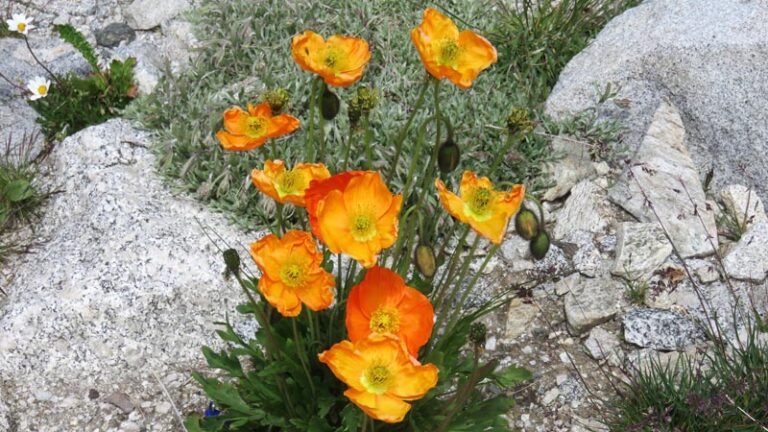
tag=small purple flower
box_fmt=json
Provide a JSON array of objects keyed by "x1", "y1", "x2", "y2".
[{"x1": 204, "y1": 401, "x2": 221, "y2": 417}]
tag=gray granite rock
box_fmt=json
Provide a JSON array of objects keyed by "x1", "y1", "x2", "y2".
[
  {"x1": 110, "y1": 40, "x2": 164, "y2": 94},
  {"x1": 505, "y1": 298, "x2": 539, "y2": 339},
  {"x1": 553, "y1": 180, "x2": 612, "y2": 240},
  {"x1": 611, "y1": 222, "x2": 672, "y2": 280},
  {"x1": 623, "y1": 308, "x2": 702, "y2": 350},
  {"x1": 608, "y1": 101, "x2": 717, "y2": 258},
  {"x1": 564, "y1": 277, "x2": 621, "y2": 334},
  {"x1": 542, "y1": 135, "x2": 596, "y2": 202},
  {"x1": 720, "y1": 185, "x2": 767, "y2": 230},
  {"x1": 0, "y1": 120, "x2": 254, "y2": 431},
  {"x1": 95, "y1": 22, "x2": 136, "y2": 48},
  {"x1": 723, "y1": 222, "x2": 768, "y2": 282},
  {"x1": 125, "y1": 0, "x2": 191, "y2": 30},
  {"x1": 547, "y1": 0, "x2": 768, "y2": 199},
  {"x1": 583, "y1": 326, "x2": 621, "y2": 361}
]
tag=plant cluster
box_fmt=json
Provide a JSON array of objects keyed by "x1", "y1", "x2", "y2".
[
  {"x1": 187, "y1": 8, "x2": 542, "y2": 431},
  {"x1": 1, "y1": 15, "x2": 137, "y2": 141}
]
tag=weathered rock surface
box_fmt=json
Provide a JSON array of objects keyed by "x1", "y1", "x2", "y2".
[
  {"x1": 542, "y1": 135, "x2": 596, "y2": 202},
  {"x1": 623, "y1": 308, "x2": 702, "y2": 350},
  {"x1": 553, "y1": 180, "x2": 612, "y2": 240},
  {"x1": 505, "y1": 298, "x2": 539, "y2": 339},
  {"x1": 0, "y1": 120, "x2": 253, "y2": 431},
  {"x1": 611, "y1": 222, "x2": 672, "y2": 280},
  {"x1": 547, "y1": 0, "x2": 768, "y2": 198},
  {"x1": 608, "y1": 101, "x2": 717, "y2": 258},
  {"x1": 720, "y1": 185, "x2": 767, "y2": 230},
  {"x1": 564, "y1": 277, "x2": 621, "y2": 334},
  {"x1": 583, "y1": 326, "x2": 621, "y2": 361},
  {"x1": 125, "y1": 0, "x2": 192, "y2": 30},
  {"x1": 95, "y1": 22, "x2": 137, "y2": 48},
  {"x1": 723, "y1": 222, "x2": 768, "y2": 282}
]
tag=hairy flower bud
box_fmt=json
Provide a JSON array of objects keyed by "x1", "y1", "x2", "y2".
[
  {"x1": 414, "y1": 244, "x2": 437, "y2": 278},
  {"x1": 506, "y1": 107, "x2": 534, "y2": 136},
  {"x1": 515, "y1": 208, "x2": 539, "y2": 240},
  {"x1": 469, "y1": 322, "x2": 487, "y2": 348},
  {"x1": 437, "y1": 138, "x2": 461, "y2": 173},
  {"x1": 223, "y1": 248, "x2": 241, "y2": 275},
  {"x1": 529, "y1": 231, "x2": 550, "y2": 260},
  {"x1": 260, "y1": 88, "x2": 291, "y2": 113},
  {"x1": 348, "y1": 86, "x2": 379, "y2": 126},
  {"x1": 321, "y1": 85, "x2": 340, "y2": 120}
]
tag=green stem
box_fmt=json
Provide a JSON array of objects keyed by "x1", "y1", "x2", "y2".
[
  {"x1": 276, "y1": 203, "x2": 285, "y2": 236},
  {"x1": 431, "y1": 225, "x2": 470, "y2": 307},
  {"x1": 292, "y1": 319, "x2": 317, "y2": 397},
  {"x1": 384, "y1": 76, "x2": 432, "y2": 182},
  {"x1": 489, "y1": 131, "x2": 519, "y2": 173},
  {"x1": 433, "y1": 233, "x2": 482, "y2": 332},
  {"x1": 306, "y1": 77, "x2": 321, "y2": 160},
  {"x1": 362, "y1": 116, "x2": 373, "y2": 170},
  {"x1": 342, "y1": 124, "x2": 355, "y2": 171},
  {"x1": 442, "y1": 244, "x2": 501, "y2": 336},
  {"x1": 318, "y1": 90, "x2": 327, "y2": 164}
]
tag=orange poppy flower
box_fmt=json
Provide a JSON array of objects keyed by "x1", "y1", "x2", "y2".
[
  {"x1": 249, "y1": 230, "x2": 334, "y2": 317},
  {"x1": 410, "y1": 8, "x2": 498, "y2": 89},
  {"x1": 291, "y1": 30, "x2": 371, "y2": 87},
  {"x1": 215, "y1": 103, "x2": 300, "y2": 151},
  {"x1": 318, "y1": 335, "x2": 439, "y2": 423},
  {"x1": 435, "y1": 171, "x2": 525, "y2": 244},
  {"x1": 346, "y1": 267, "x2": 434, "y2": 357},
  {"x1": 305, "y1": 171, "x2": 402, "y2": 268},
  {"x1": 251, "y1": 160, "x2": 331, "y2": 207}
]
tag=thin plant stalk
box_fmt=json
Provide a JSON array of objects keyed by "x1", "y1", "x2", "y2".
[{"x1": 384, "y1": 76, "x2": 431, "y2": 182}]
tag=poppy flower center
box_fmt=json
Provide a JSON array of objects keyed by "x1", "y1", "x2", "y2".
[
  {"x1": 350, "y1": 211, "x2": 377, "y2": 242},
  {"x1": 37, "y1": 85, "x2": 47, "y2": 96},
  {"x1": 438, "y1": 39, "x2": 460, "y2": 66},
  {"x1": 279, "y1": 263, "x2": 306, "y2": 288},
  {"x1": 369, "y1": 307, "x2": 401, "y2": 334},
  {"x1": 465, "y1": 187, "x2": 493, "y2": 220},
  {"x1": 322, "y1": 48, "x2": 343, "y2": 73},
  {"x1": 361, "y1": 363, "x2": 392, "y2": 394},
  {"x1": 245, "y1": 117, "x2": 267, "y2": 138},
  {"x1": 17, "y1": 23, "x2": 26, "y2": 32},
  {"x1": 276, "y1": 170, "x2": 305, "y2": 197}
]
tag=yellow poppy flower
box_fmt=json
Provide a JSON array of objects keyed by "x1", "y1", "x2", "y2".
[
  {"x1": 410, "y1": 8, "x2": 497, "y2": 89},
  {"x1": 435, "y1": 171, "x2": 525, "y2": 244},
  {"x1": 291, "y1": 30, "x2": 371, "y2": 87},
  {"x1": 251, "y1": 160, "x2": 331, "y2": 207},
  {"x1": 318, "y1": 335, "x2": 438, "y2": 423},
  {"x1": 215, "y1": 103, "x2": 300, "y2": 151}
]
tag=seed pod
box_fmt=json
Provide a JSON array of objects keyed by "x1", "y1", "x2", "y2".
[
  {"x1": 223, "y1": 248, "x2": 241, "y2": 275},
  {"x1": 437, "y1": 138, "x2": 461, "y2": 173},
  {"x1": 529, "y1": 231, "x2": 551, "y2": 260},
  {"x1": 321, "y1": 85, "x2": 340, "y2": 120},
  {"x1": 468, "y1": 322, "x2": 487, "y2": 347},
  {"x1": 414, "y1": 244, "x2": 437, "y2": 278},
  {"x1": 260, "y1": 88, "x2": 290, "y2": 113},
  {"x1": 506, "y1": 107, "x2": 534, "y2": 136},
  {"x1": 348, "y1": 86, "x2": 378, "y2": 127},
  {"x1": 515, "y1": 208, "x2": 539, "y2": 240}
]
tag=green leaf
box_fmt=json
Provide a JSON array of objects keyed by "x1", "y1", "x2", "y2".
[
  {"x1": 495, "y1": 365, "x2": 532, "y2": 388},
  {"x1": 4, "y1": 179, "x2": 32, "y2": 202},
  {"x1": 54, "y1": 24, "x2": 100, "y2": 72},
  {"x1": 183, "y1": 415, "x2": 204, "y2": 432},
  {"x1": 201, "y1": 346, "x2": 244, "y2": 378},
  {"x1": 192, "y1": 372, "x2": 264, "y2": 418}
]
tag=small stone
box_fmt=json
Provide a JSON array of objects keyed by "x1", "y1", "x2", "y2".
[
  {"x1": 542, "y1": 135, "x2": 596, "y2": 201},
  {"x1": 542, "y1": 387, "x2": 560, "y2": 406},
  {"x1": 119, "y1": 420, "x2": 141, "y2": 432},
  {"x1": 623, "y1": 308, "x2": 702, "y2": 350},
  {"x1": 689, "y1": 259, "x2": 720, "y2": 284},
  {"x1": 583, "y1": 327, "x2": 621, "y2": 361},
  {"x1": 553, "y1": 180, "x2": 612, "y2": 240},
  {"x1": 555, "y1": 273, "x2": 580, "y2": 296},
  {"x1": 720, "y1": 185, "x2": 767, "y2": 229},
  {"x1": 723, "y1": 221, "x2": 768, "y2": 282},
  {"x1": 155, "y1": 401, "x2": 172, "y2": 414},
  {"x1": 573, "y1": 241, "x2": 602, "y2": 277},
  {"x1": 95, "y1": 23, "x2": 136, "y2": 48},
  {"x1": 104, "y1": 392, "x2": 134, "y2": 414},
  {"x1": 87, "y1": 389, "x2": 100, "y2": 400},
  {"x1": 564, "y1": 277, "x2": 621, "y2": 334},
  {"x1": 505, "y1": 298, "x2": 539, "y2": 339},
  {"x1": 125, "y1": 0, "x2": 192, "y2": 30},
  {"x1": 611, "y1": 222, "x2": 672, "y2": 280}
]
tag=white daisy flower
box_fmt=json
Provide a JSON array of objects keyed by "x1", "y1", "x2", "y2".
[
  {"x1": 6, "y1": 13, "x2": 35, "y2": 35},
  {"x1": 26, "y1": 76, "x2": 50, "y2": 100}
]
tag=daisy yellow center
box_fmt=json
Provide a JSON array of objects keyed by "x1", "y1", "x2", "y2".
[
  {"x1": 245, "y1": 117, "x2": 267, "y2": 138},
  {"x1": 438, "y1": 39, "x2": 460, "y2": 66},
  {"x1": 361, "y1": 363, "x2": 392, "y2": 395},
  {"x1": 369, "y1": 307, "x2": 401, "y2": 334},
  {"x1": 279, "y1": 263, "x2": 306, "y2": 288},
  {"x1": 350, "y1": 211, "x2": 377, "y2": 242},
  {"x1": 37, "y1": 85, "x2": 47, "y2": 96},
  {"x1": 275, "y1": 170, "x2": 306, "y2": 198},
  {"x1": 465, "y1": 187, "x2": 493, "y2": 221},
  {"x1": 17, "y1": 23, "x2": 26, "y2": 32}
]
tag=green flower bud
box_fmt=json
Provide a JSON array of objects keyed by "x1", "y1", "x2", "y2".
[
  {"x1": 260, "y1": 88, "x2": 291, "y2": 113},
  {"x1": 529, "y1": 231, "x2": 551, "y2": 260},
  {"x1": 469, "y1": 322, "x2": 487, "y2": 347},
  {"x1": 348, "y1": 86, "x2": 379, "y2": 126},
  {"x1": 414, "y1": 244, "x2": 437, "y2": 278},
  {"x1": 223, "y1": 248, "x2": 241, "y2": 275},
  {"x1": 515, "y1": 208, "x2": 539, "y2": 240},
  {"x1": 506, "y1": 107, "x2": 534, "y2": 136},
  {"x1": 437, "y1": 138, "x2": 461, "y2": 173},
  {"x1": 321, "y1": 85, "x2": 340, "y2": 120}
]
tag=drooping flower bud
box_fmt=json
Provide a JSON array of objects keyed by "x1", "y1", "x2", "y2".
[
  {"x1": 437, "y1": 138, "x2": 460, "y2": 173},
  {"x1": 469, "y1": 322, "x2": 487, "y2": 348},
  {"x1": 529, "y1": 231, "x2": 550, "y2": 260},
  {"x1": 260, "y1": 88, "x2": 291, "y2": 113},
  {"x1": 347, "y1": 86, "x2": 378, "y2": 126},
  {"x1": 506, "y1": 107, "x2": 534, "y2": 136},
  {"x1": 223, "y1": 248, "x2": 241, "y2": 276},
  {"x1": 321, "y1": 84, "x2": 340, "y2": 120},
  {"x1": 515, "y1": 208, "x2": 539, "y2": 240},
  {"x1": 414, "y1": 244, "x2": 437, "y2": 278}
]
